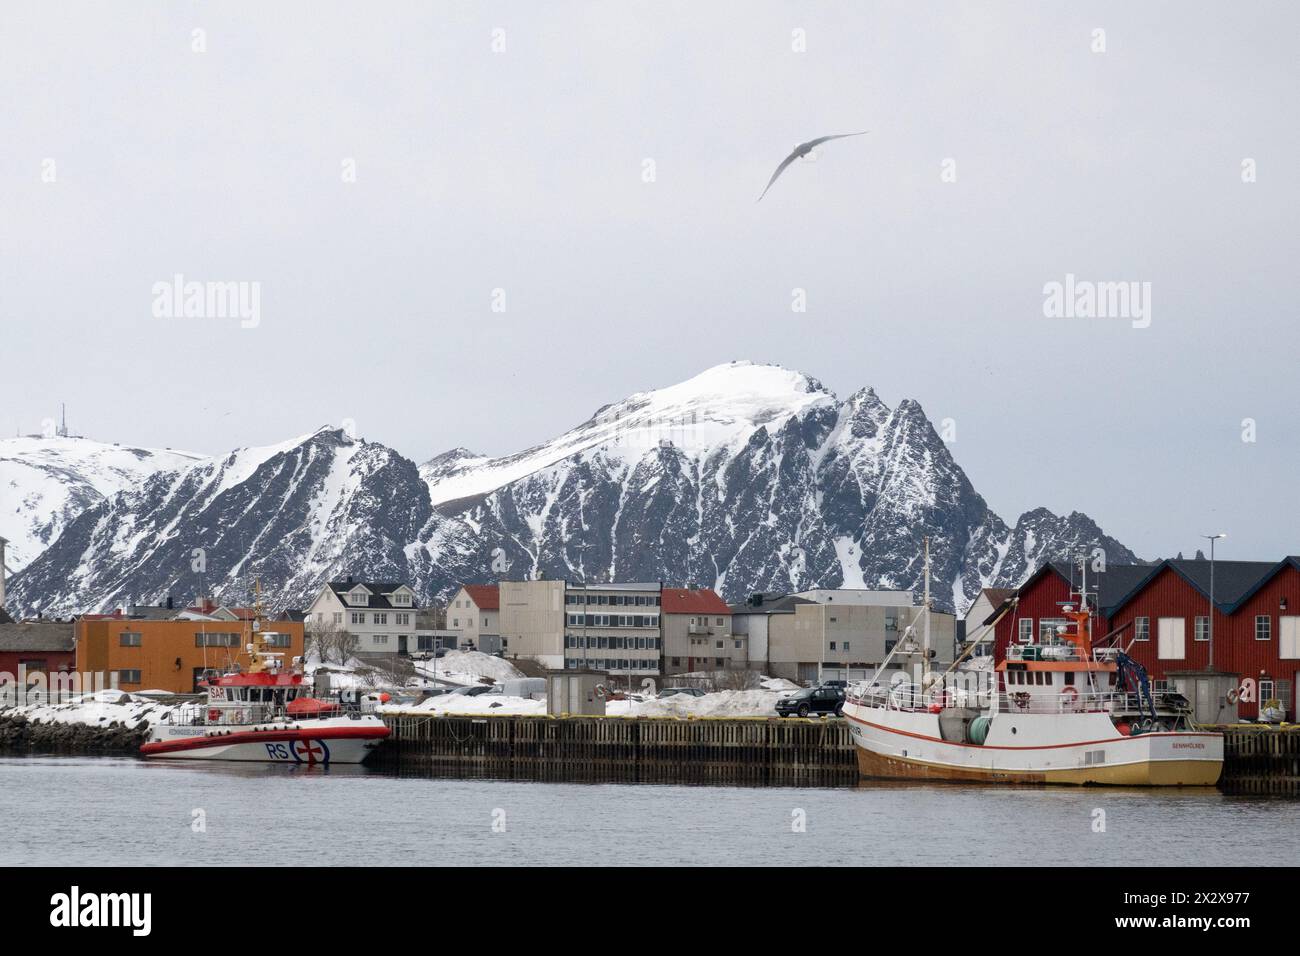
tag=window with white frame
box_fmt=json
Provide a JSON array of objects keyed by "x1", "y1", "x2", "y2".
[
  {"x1": 1017, "y1": 619, "x2": 1033, "y2": 643},
  {"x1": 1281, "y1": 617, "x2": 1300, "y2": 659},
  {"x1": 1157, "y1": 617, "x2": 1185, "y2": 660},
  {"x1": 1134, "y1": 617, "x2": 1150, "y2": 642},
  {"x1": 1194, "y1": 616, "x2": 1209, "y2": 642},
  {"x1": 1256, "y1": 615, "x2": 1271, "y2": 641}
]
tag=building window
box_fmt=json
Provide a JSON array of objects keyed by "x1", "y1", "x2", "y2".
[
  {"x1": 265, "y1": 633, "x2": 291, "y2": 648},
  {"x1": 352, "y1": 612, "x2": 365, "y2": 625},
  {"x1": 116, "y1": 669, "x2": 142, "y2": 685},
  {"x1": 119, "y1": 632, "x2": 142, "y2": 647},
  {"x1": 1038, "y1": 618, "x2": 1068, "y2": 642},
  {"x1": 829, "y1": 641, "x2": 837, "y2": 651},
  {"x1": 1255, "y1": 615, "x2": 1271, "y2": 641},
  {"x1": 1260, "y1": 678, "x2": 1275, "y2": 703},
  {"x1": 1017, "y1": 619, "x2": 1033, "y2": 643},
  {"x1": 373, "y1": 634, "x2": 389, "y2": 645},
  {"x1": 333, "y1": 612, "x2": 342, "y2": 624},
  {"x1": 1194, "y1": 616, "x2": 1209, "y2": 642},
  {"x1": 734, "y1": 641, "x2": 741, "y2": 649},
  {"x1": 1134, "y1": 617, "x2": 1150, "y2": 642},
  {"x1": 195, "y1": 633, "x2": 240, "y2": 647},
  {"x1": 374, "y1": 613, "x2": 388, "y2": 625}
]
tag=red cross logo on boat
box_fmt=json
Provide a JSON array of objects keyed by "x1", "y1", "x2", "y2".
[{"x1": 291, "y1": 738, "x2": 328, "y2": 765}]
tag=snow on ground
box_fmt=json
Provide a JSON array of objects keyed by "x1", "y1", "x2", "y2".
[
  {"x1": 382, "y1": 694, "x2": 547, "y2": 717},
  {"x1": 411, "y1": 651, "x2": 523, "y2": 686},
  {"x1": 382, "y1": 686, "x2": 799, "y2": 719},
  {"x1": 1, "y1": 690, "x2": 183, "y2": 730}
]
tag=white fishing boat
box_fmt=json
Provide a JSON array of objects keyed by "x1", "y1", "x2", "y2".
[{"x1": 841, "y1": 545, "x2": 1223, "y2": 785}]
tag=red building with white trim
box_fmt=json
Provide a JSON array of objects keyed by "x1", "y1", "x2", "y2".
[{"x1": 987, "y1": 558, "x2": 1300, "y2": 722}]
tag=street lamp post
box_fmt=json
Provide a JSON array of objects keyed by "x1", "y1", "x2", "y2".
[{"x1": 1201, "y1": 533, "x2": 1227, "y2": 671}]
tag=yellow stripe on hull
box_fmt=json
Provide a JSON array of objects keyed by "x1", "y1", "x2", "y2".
[{"x1": 855, "y1": 747, "x2": 1222, "y2": 787}]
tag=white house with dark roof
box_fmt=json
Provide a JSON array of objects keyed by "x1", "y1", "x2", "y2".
[{"x1": 305, "y1": 578, "x2": 421, "y2": 656}]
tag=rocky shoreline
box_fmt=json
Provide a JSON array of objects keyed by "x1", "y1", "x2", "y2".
[{"x1": 0, "y1": 713, "x2": 150, "y2": 755}]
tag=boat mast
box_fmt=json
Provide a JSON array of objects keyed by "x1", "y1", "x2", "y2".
[{"x1": 922, "y1": 537, "x2": 932, "y2": 687}]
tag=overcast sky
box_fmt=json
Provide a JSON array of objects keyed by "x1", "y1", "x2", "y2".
[{"x1": 2, "y1": 1, "x2": 1297, "y2": 562}]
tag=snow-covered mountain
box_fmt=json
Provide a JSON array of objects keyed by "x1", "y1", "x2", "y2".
[
  {"x1": 3, "y1": 362, "x2": 1138, "y2": 616},
  {"x1": 0, "y1": 437, "x2": 205, "y2": 573}
]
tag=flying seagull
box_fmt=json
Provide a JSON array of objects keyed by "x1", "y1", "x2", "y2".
[{"x1": 757, "y1": 131, "x2": 868, "y2": 202}]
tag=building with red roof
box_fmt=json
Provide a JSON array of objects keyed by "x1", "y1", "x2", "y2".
[
  {"x1": 986, "y1": 557, "x2": 1300, "y2": 723},
  {"x1": 447, "y1": 584, "x2": 500, "y2": 651},
  {"x1": 661, "y1": 587, "x2": 736, "y2": 675}
]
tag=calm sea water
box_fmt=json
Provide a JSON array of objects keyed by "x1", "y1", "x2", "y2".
[{"x1": 2, "y1": 756, "x2": 1296, "y2": 866}]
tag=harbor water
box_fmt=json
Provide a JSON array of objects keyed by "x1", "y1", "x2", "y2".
[{"x1": 2, "y1": 755, "x2": 1297, "y2": 866}]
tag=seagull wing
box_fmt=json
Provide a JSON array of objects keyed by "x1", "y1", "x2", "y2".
[
  {"x1": 756, "y1": 147, "x2": 802, "y2": 202},
  {"x1": 802, "y1": 131, "x2": 869, "y2": 151}
]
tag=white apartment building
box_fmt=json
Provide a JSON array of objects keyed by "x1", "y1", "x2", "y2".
[{"x1": 305, "y1": 578, "x2": 421, "y2": 656}]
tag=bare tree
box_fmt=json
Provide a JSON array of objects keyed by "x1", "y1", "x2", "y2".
[
  {"x1": 305, "y1": 619, "x2": 358, "y2": 665},
  {"x1": 371, "y1": 654, "x2": 416, "y2": 687},
  {"x1": 715, "y1": 668, "x2": 764, "y2": 692}
]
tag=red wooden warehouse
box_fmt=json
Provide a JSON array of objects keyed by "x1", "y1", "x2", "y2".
[{"x1": 986, "y1": 557, "x2": 1300, "y2": 722}]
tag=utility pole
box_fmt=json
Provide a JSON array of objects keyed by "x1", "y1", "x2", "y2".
[{"x1": 1201, "y1": 533, "x2": 1226, "y2": 671}]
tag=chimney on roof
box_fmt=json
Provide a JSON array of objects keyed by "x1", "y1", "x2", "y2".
[
  {"x1": 166, "y1": 595, "x2": 174, "y2": 610},
  {"x1": 346, "y1": 574, "x2": 353, "y2": 585}
]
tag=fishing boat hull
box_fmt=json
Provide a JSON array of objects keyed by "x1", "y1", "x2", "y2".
[
  {"x1": 140, "y1": 717, "x2": 389, "y2": 765},
  {"x1": 843, "y1": 704, "x2": 1223, "y2": 786}
]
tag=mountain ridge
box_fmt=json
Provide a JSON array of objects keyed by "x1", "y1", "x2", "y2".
[{"x1": 3, "y1": 361, "x2": 1139, "y2": 616}]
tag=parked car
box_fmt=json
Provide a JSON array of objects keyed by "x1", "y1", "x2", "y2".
[
  {"x1": 658, "y1": 687, "x2": 706, "y2": 699},
  {"x1": 448, "y1": 684, "x2": 495, "y2": 697},
  {"x1": 776, "y1": 685, "x2": 845, "y2": 718}
]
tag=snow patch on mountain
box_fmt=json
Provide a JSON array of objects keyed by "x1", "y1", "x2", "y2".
[{"x1": 0, "y1": 437, "x2": 205, "y2": 572}]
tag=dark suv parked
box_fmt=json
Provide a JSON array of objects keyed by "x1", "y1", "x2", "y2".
[{"x1": 776, "y1": 685, "x2": 845, "y2": 718}]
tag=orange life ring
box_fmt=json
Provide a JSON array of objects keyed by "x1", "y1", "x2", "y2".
[
  {"x1": 1226, "y1": 688, "x2": 1240, "y2": 705},
  {"x1": 1060, "y1": 685, "x2": 1079, "y2": 706}
]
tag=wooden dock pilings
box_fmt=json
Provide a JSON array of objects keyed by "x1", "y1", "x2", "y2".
[
  {"x1": 1218, "y1": 725, "x2": 1300, "y2": 796},
  {"x1": 376, "y1": 714, "x2": 858, "y2": 787},
  {"x1": 377, "y1": 714, "x2": 1300, "y2": 793}
]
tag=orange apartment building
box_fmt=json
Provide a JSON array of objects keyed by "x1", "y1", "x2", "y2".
[{"x1": 76, "y1": 618, "x2": 305, "y2": 693}]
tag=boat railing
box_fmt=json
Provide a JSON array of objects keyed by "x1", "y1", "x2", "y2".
[
  {"x1": 1004, "y1": 643, "x2": 1122, "y2": 664},
  {"x1": 160, "y1": 698, "x2": 372, "y2": 728},
  {"x1": 849, "y1": 681, "x2": 1188, "y2": 717}
]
